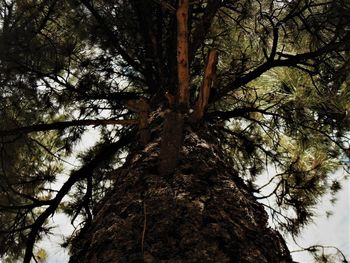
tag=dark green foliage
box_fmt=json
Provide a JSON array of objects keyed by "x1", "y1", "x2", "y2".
[{"x1": 0, "y1": 0, "x2": 349, "y2": 262}]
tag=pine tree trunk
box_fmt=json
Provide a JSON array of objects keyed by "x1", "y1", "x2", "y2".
[{"x1": 69, "y1": 119, "x2": 292, "y2": 263}]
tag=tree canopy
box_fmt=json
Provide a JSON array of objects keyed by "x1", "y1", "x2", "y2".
[{"x1": 0, "y1": 0, "x2": 349, "y2": 262}]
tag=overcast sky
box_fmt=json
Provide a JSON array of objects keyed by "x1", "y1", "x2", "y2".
[{"x1": 289, "y1": 175, "x2": 349, "y2": 263}]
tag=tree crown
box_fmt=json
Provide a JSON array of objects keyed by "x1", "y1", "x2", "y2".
[{"x1": 0, "y1": 0, "x2": 349, "y2": 262}]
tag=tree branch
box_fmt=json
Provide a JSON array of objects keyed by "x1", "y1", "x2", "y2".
[
  {"x1": 0, "y1": 118, "x2": 138, "y2": 137},
  {"x1": 209, "y1": 106, "x2": 349, "y2": 153},
  {"x1": 23, "y1": 130, "x2": 136, "y2": 263},
  {"x1": 79, "y1": 0, "x2": 143, "y2": 73},
  {"x1": 189, "y1": 0, "x2": 221, "y2": 63},
  {"x1": 218, "y1": 32, "x2": 350, "y2": 99}
]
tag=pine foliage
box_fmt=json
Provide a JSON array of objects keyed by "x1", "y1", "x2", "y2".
[{"x1": 0, "y1": 0, "x2": 349, "y2": 262}]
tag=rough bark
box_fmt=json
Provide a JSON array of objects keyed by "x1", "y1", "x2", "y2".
[{"x1": 69, "y1": 120, "x2": 292, "y2": 263}]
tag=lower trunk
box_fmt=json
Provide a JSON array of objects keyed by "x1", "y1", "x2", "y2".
[{"x1": 69, "y1": 126, "x2": 292, "y2": 263}]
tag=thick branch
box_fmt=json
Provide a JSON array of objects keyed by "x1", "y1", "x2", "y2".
[
  {"x1": 218, "y1": 34, "x2": 350, "y2": 99},
  {"x1": 177, "y1": 0, "x2": 190, "y2": 108},
  {"x1": 23, "y1": 131, "x2": 135, "y2": 263},
  {"x1": 0, "y1": 119, "x2": 138, "y2": 137}
]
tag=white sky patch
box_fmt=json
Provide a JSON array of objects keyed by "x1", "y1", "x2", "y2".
[
  {"x1": 289, "y1": 175, "x2": 349, "y2": 262},
  {"x1": 37, "y1": 128, "x2": 100, "y2": 262},
  {"x1": 254, "y1": 165, "x2": 349, "y2": 262},
  {"x1": 37, "y1": 214, "x2": 74, "y2": 263}
]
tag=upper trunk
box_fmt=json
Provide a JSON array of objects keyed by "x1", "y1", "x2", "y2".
[{"x1": 69, "y1": 116, "x2": 292, "y2": 263}]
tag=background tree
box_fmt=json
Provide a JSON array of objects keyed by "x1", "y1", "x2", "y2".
[{"x1": 0, "y1": 0, "x2": 349, "y2": 262}]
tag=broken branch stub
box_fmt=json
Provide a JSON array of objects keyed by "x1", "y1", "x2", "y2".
[{"x1": 191, "y1": 49, "x2": 218, "y2": 121}]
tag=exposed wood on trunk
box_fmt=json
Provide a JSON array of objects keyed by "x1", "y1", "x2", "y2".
[
  {"x1": 156, "y1": 0, "x2": 190, "y2": 175},
  {"x1": 176, "y1": 0, "x2": 190, "y2": 108},
  {"x1": 191, "y1": 49, "x2": 218, "y2": 122}
]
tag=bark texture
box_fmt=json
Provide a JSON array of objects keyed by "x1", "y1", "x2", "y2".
[
  {"x1": 177, "y1": 0, "x2": 190, "y2": 107},
  {"x1": 69, "y1": 121, "x2": 292, "y2": 263}
]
